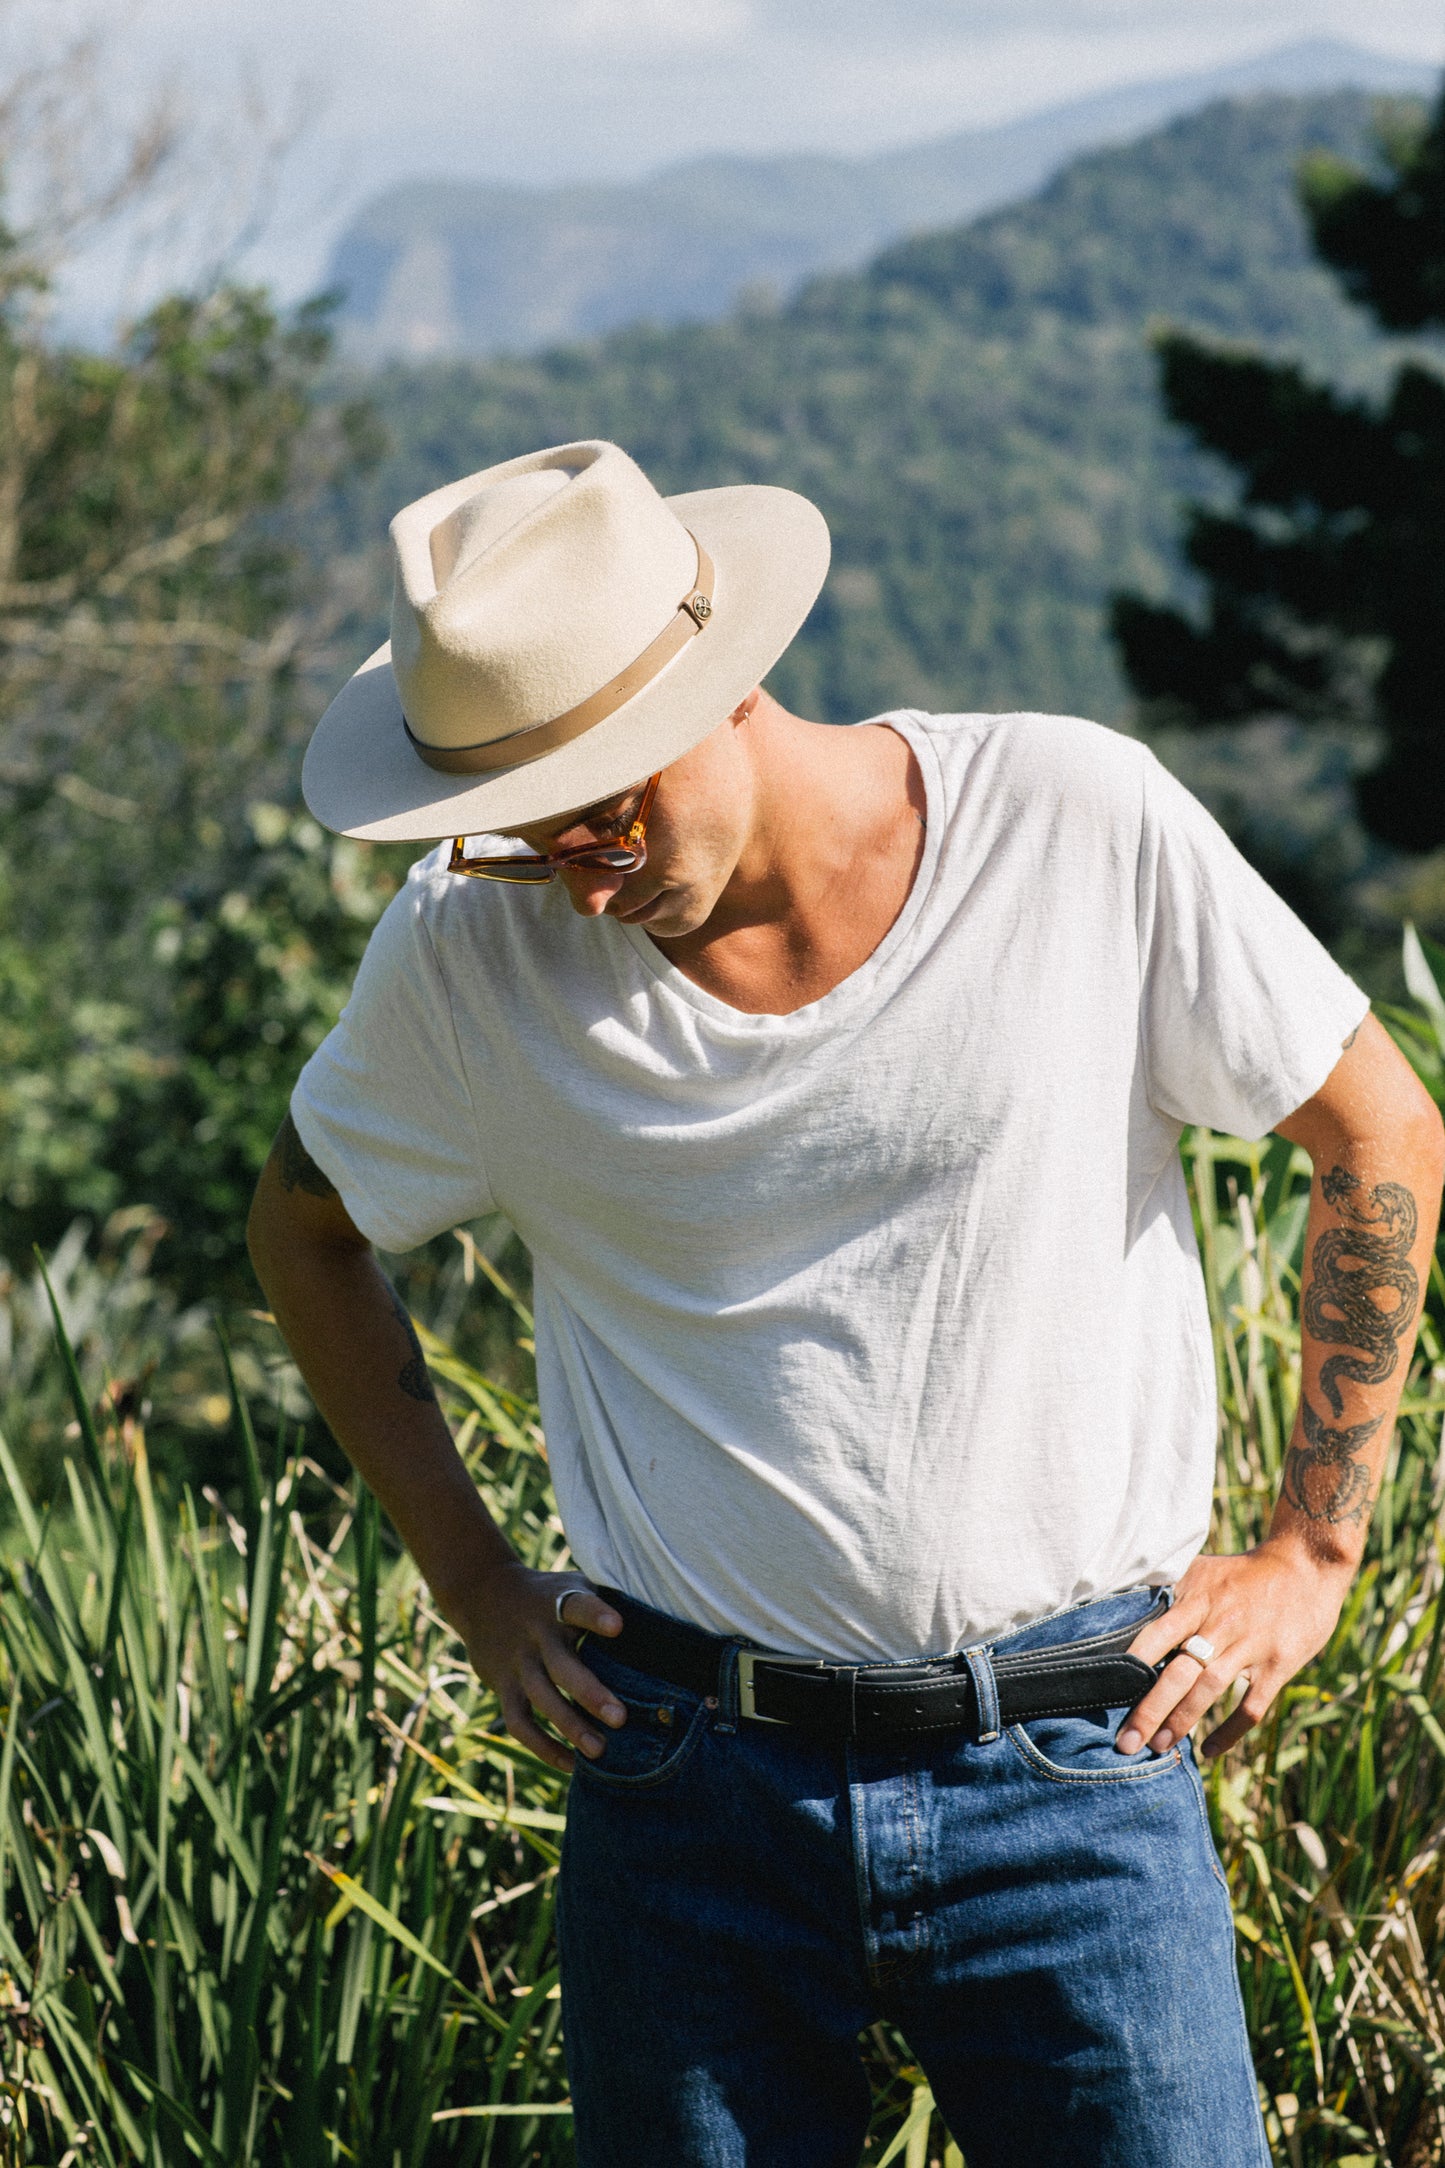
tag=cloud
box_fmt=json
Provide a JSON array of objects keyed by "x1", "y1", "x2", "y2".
[
  {"x1": 98, "y1": 0, "x2": 1445, "y2": 132},
  {"x1": 32, "y1": 0, "x2": 1445, "y2": 330},
  {"x1": 753, "y1": 0, "x2": 1443, "y2": 35},
  {"x1": 553, "y1": 0, "x2": 752, "y2": 45}
]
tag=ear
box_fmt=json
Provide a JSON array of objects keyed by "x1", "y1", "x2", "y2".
[{"x1": 729, "y1": 687, "x2": 762, "y2": 725}]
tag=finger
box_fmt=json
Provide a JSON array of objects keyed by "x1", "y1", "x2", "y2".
[
  {"x1": 1142, "y1": 1656, "x2": 1244, "y2": 1752},
  {"x1": 556, "y1": 1585, "x2": 623, "y2": 1637},
  {"x1": 1117, "y1": 1649, "x2": 1230, "y2": 1754},
  {"x1": 1201, "y1": 1674, "x2": 1273, "y2": 1760},
  {"x1": 1117, "y1": 1651, "x2": 1205, "y2": 1751},
  {"x1": 499, "y1": 1688, "x2": 575, "y2": 1775},
  {"x1": 521, "y1": 1656, "x2": 609, "y2": 1760},
  {"x1": 1127, "y1": 1597, "x2": 1211, "y2": 1671},
  {"x1": 545, "y1": 1640, "x2": 627, "y2": 1727}
]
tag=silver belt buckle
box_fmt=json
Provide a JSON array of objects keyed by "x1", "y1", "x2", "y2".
[
  {"x1": 737, "y1": 1648, "x2": 831, "y2": 1724},
  {"x1": 736, "y1": 1648, "x2": 785, "y2": 1723}
]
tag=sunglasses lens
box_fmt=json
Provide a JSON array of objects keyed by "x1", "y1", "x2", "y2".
[
  {"x1": 558, "y1": 844, "x2": 643, "y2": 871},
  {"x1": 451, "y1": 786, "x2": 654, "y2": 881},
  {"x1": 455, "y1": 859, "x2": 555, "y2": 882}
]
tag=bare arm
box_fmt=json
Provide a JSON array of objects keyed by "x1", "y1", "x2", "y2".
[
  {"x1": 246, "y1": 1112, "x2": 623, "y2": 1771},
  {"x1": 1122, "y1": 1013, "x2": 1445, "y2": 1757}
]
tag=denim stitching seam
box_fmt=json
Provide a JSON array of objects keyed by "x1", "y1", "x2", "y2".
[
  {"x1": 1004, "y1": 1724, "x2": 1182, "y2": 1786},
  {"x1": 846, "y1": 1743, "x2": 885, "y2": 1993},
  {"x1": 571, "y1": 1693, "x2": 712, "y2": 1792},
  {"x1": 903, "y1": 1764, "x2": 926, "y2": 1978},
  {"x1": 961, "y1": 1645, "x2": 1001, "y2": 1743},
  {"x1": 988, "y1": 1582, "x2": 1173, "y2": 1658},
  {"x1": 1184, "y1": 1747, "x2": 1231, "y2": 1892}
]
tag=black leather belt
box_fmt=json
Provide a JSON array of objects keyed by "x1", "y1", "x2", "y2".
[{"x1": 594, "y1": 1587, "x2": 1164, "y2": 1747}]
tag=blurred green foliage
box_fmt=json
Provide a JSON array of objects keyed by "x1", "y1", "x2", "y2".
[
  {"x1": 1113, "y1": 82, "x2": 1445, "y2": 856},
  {"x1": 0, "y1": 207, "x2": 388, "y2": 1302},
  {"x1": 0, "y1": 788, "x2": 404, "y2": 1313}
]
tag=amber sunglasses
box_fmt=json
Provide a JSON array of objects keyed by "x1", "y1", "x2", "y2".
[{"x1": 448, "y1": 772, "x2": 661, "y2": 885}]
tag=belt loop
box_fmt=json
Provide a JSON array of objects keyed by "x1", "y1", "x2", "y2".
[
  {"x1": 962, "y1": 1644, "x2": 1001, "y2": 1744},
  {"x1": 715, "y1": 1641, "x2": 744, "y2": 1735}
]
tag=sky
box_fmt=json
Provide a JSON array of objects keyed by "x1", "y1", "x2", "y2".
[{"x1": 8, "y1": 0, "x2": 1444, "y2": 322}]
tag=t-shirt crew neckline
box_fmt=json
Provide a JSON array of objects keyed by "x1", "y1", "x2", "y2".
[{"x1": 613, "y1": 713, "x2": 944, "y2": 1033}]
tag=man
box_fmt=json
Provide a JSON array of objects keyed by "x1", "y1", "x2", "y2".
[{"x1": 248, "y1": 439, "x2": 1443, "y2": 2167}]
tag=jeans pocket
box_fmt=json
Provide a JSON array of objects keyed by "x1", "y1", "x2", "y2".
[
  {"x1": 1005, "y1": 1706, "x2": 1182, "y2": 1786},
  {"x1": 570, "y1": 1656, "x2": 711, "y2": 1792}
]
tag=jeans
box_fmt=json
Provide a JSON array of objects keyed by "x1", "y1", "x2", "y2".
[{"x1": 557, "y1": 1586, "x2": 1268, "y2": 2168}]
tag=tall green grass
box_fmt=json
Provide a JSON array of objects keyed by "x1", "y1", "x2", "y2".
[
  {"x1": 6, "y1": 943, "x2": 1445, "y2": 2165},
  {"x1": 0, "y1": 1299, "x2": 575, "y2": 2165},
  {"x1": 1187, "y1": 1123, "x2": 1445, "y2": 2168}
]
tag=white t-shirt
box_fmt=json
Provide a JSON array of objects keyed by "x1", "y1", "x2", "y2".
[{"x1": 293, "y1": 712, "x2": 1367, "y2": 1661}]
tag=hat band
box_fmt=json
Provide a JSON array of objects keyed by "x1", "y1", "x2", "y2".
[{"x1": 403, "y1": 534, "x2": 715, "y2": 776}]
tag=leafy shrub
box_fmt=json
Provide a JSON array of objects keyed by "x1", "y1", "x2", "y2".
[{"x1": 0, "y1": 806, "x2": 402, "y2": 1302}]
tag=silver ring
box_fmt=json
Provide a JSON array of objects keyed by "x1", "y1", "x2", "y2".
[
  {"x1": 555, "y1": 1586, "x2": 583, "y2": 1628},
  {"x1": 1182, "y1": 1633, "x2": 1216, "y2": 1665}
]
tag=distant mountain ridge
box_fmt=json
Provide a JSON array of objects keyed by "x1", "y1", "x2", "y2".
[
  {"x1": 329, "y1": 39, "x2": 1435, "y2": 361},
  {"x1": 344, "y1": 89, "x2": 1432, "y2": 742}
]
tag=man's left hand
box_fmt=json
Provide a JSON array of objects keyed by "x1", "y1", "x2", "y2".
[{"x1": 1120, "y1": 1540, "x2": 1351, "y2": 1759}]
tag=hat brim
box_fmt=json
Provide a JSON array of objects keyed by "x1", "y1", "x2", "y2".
[{"x1": 301, "y1": 483, "x2": 830, "y2": 841}]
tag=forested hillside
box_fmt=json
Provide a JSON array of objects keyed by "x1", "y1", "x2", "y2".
[
  {"x1": 348, "y1": 91, "x2": 1425, "y2": 732},
  {"x1": 330, "y1": 43, "x2": 1432, "y2": 361}
]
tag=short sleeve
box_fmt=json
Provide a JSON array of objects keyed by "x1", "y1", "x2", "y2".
[
  {"x1": 291, "y1": 873, "x2": 494, "y2": 1251},
  {"x1": 1137, "y1": 752, "x2": 1369, "y2": 1139}
]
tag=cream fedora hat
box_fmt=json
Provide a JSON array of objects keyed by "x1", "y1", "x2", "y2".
[{"x1": 301, "y1": 439, "x2": 831, "y2": 841}]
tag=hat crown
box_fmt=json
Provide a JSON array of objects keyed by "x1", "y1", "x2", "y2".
[
  {"x1": 389, "y1": 440, "x2": 697, "y2": 754},
  {"x1": 428, "y1": 466, "x2": 569, "y2": 589}
]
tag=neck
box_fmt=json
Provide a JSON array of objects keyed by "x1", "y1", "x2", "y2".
[{"x1": 658, "y1": 696, "x2": 926, "y2": 1014}]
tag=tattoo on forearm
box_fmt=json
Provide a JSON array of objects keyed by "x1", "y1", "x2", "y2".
[
  {"x1": 276, "y1": 1112, "x2": 337, "y2": 1199},
  {"x1": 387, "y1": 1286, "x2": 437, "y2": 1404},
  {"x1": 1342, "y1": 1024, "x2": 1361, "y2": 1050},
  {"x1": 1308, "y1": 1168, "x2": 1418, "y2": 1412},
  {"x1": 1285, "y1": 1167, "x2": 1418, "y2": 1526},
  {"x1": 1289, "y1": 1402, "x2": 1380, "y2": 1524}
]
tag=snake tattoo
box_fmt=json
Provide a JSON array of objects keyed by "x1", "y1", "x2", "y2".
[{"x1": 1285, "y1": 1167, "x2": 1418, "y2": 1526}]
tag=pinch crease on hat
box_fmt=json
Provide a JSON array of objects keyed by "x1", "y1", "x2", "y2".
[{"x1": 301, "y1": 439, "x2": 831, "y2": 842}]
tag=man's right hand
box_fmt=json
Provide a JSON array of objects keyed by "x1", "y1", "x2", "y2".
[{"x1": 451, "y1": 1567, "x2": 628, "y2": 1773}]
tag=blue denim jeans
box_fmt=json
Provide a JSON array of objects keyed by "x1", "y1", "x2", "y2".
[{"x1": 558, "y1": 1586, "x2": 1268, "y2": 2168}]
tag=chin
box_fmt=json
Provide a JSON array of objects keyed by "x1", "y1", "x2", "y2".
[
  {"x1": 623, "y1": 866, "x2": 726, "y2": 940},
  {"x1": 646, "y1": 897, "x2": 710, "y2": 940}
]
